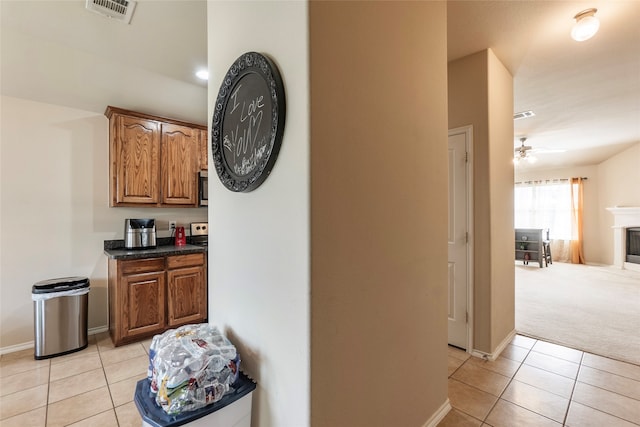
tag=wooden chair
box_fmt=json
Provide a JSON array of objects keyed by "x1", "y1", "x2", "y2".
[{"x1": 542, "y1": 229, "x2": 552, "y2": 266}]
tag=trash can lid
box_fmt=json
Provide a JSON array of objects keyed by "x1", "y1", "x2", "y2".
[{"x1": 32, "y1": 276, "x2": 89, "y2": 294}]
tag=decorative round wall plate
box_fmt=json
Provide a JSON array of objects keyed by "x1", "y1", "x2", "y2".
[{"x1": 211, "y1": 52, "x2": 286, "y2": 192}]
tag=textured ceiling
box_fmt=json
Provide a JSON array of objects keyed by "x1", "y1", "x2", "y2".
[
  {"x1": 0, "y1": 0, "x2": 208, "y2": 124},
  {"x1": 448, "y1": 0, "x2": 640, "y2": 170},
  {"x1": 2, "y1": 1, "x2": 639, "y2": 170}
]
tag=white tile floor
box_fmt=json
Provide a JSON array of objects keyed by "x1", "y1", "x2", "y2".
[
  {"x1": 440, "y1": 335, "x2": 640, "y2": 426},
  {"x1": 1, "y1": 333, "x2": 639, "y2": 426},
  {"x1": 0, "y1": 332, "x2": 149, "y2": 427}
]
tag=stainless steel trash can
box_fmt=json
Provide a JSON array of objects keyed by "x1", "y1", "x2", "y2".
[{"x1": 32, "y1": 276, "x2": 89, "y2": 359}]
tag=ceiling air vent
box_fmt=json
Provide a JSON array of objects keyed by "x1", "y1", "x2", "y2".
[
  {"x1": 513, "y1": 110, "x2": 536, "y2": 121},
  {"x1": 85, "y1": 0, "x2": 137, "y2": 24}
]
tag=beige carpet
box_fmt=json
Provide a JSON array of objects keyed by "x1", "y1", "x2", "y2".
[{"x1": 516, "y1": 261, "x2": 640, "y2": 365}]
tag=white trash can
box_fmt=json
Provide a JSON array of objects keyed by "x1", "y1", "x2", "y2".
[{"x1": 134, "y1": 372, "x2": 256, "y2": 427}]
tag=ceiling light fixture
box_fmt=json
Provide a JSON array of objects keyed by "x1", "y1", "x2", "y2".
[
  {"x1": 514, "y1": 137, "x2": 537, "y2": 166},
  {"x1": 513, "y1": 152, "x2": 537, "y2": 166},
  {"x1": 196, "y1": 70, "x2": 209, "y2": 80},
  {"x1": 571, "y1": 8, "x2": 600, "y2": 42}
]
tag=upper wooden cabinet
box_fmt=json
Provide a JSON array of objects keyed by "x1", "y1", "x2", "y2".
[
  {"x1": 106, "y1": 106, "x2": 207, "y2": 207},
  {"x1": 161, "y1": 124, "x2": 198, "y2": 206},
  {"x1": 198, "y1": 129, "x2": 208, "y2": 171},
  {"x1": 110, "y1": 115, "x2": 161, "y2": 205}
]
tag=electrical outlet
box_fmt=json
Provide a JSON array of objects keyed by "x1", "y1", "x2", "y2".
[{"x1": 169, "y1": 220, "x2": 177, "y2": 231}]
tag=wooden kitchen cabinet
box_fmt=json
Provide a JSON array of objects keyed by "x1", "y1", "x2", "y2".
[
  {"x1": 108, "y1": 257, "x2": 166, "y2": 345},
  {"x1": 198, "y1": 129, "x2": 208, "y2": 171},
  {"x1": 161, "y1": 124, "x2": 198, "y2": 206},
  {"x1": 108, "y1": 253, "x2": 207, "y2": 346},
  {"x1": 109, "y1": 114, "x2": 161, "y2": 205},
  {"x1": 106, "y1": 106, "x2": 206, "y2": 208},
  {"x1": 167, "y1": 253, "x2": 207, "y2": 327}
]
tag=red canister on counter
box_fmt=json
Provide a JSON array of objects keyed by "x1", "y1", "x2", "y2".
[{"x1": 175, "y1": 226, "x2": 186, "y2": 246}]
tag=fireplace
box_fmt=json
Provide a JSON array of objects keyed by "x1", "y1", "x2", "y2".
[
  {"x1": 606, "y1": 207, "x2": 640, "y2": 271},
  {"x1": 627, "y1": 228, "x2": 640, "y2": 264}
]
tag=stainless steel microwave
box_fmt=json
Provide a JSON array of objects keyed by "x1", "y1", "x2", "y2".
[{"x1": 198, "y1": 171, "x2": 208, "y2": 206}]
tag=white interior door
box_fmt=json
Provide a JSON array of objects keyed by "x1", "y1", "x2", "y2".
[{"x1": 448, "y1": 127, "x2": 471, "y2": 349}]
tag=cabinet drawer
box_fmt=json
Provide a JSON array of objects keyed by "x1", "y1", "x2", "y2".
[
  {"x1": 167, "y1": 253, "x2": 204, "y2": 269},
  {"x1": 120, "y1": 257, "x2": 165, "y2": 275}
]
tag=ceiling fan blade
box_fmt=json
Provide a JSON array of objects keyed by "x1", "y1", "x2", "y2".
[{"x1": 532, "y1": 148, "x2": 566, "y2": 154}]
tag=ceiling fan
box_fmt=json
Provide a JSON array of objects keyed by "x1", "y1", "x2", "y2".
[
  {"x1": 514, "y1": 137, "x2": 537, "y2": 165},
  {"x1": 514, "y1": 137, "x2": 566, "y2": 165}
]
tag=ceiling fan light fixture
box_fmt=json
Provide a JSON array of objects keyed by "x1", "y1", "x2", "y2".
[
  {"x1": 513, "y1": 137, "x2": 538, "y2": 166},
  {"x1": 513, "y1": 151, "x2": 537, "y2": 166},
  {"x1": 571, "y1": 8, "x2": 599, "y2": 42}
]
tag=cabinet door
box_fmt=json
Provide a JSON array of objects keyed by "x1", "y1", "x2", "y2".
[
  {"x1": 120, "y1": 271, "x2": 166, "y2": 339},
  {"x1": 198, "y1": 129, "x2": 208, "y2": 171},
  {"x1": 112, "y1": 115, "x2": 160, "y2": 205},
  {"x1": 161, "y1": 124, "x2": 198, "y2": 206},
  {"x1": 167, "y1": 265, "x2": 206, "y2": 327}
]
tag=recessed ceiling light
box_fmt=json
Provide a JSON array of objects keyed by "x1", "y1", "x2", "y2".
[
  {"x1": 571, "y1": 8, "x2": 600, "y2": 42},
  {"x1": 196, "y1": 70, "x2": 209, "y2": 80}
]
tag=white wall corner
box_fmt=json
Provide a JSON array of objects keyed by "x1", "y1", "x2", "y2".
[{"x1": 471, "y1": 329, "x2": 517, "y2": 361}]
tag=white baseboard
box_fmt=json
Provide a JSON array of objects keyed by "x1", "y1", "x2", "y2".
[
  {"x1": 491, "y1": 329, "x2": 517, "y2": 360},
  {"x1": 422, "y1": 399, "x2": 451, "y2": 427},
  {"x1": 0, "y1": 341, "x2": 33, "y2": 356},
  {"x1": 89, "y1": 325, "x2": 109, "y2": 335},
  {"x1": 0, "y1": 325, "x2": 108, "y2": 356},
  {"x1": 470, "y1": 329, "x2": 517, "y2": 361}
]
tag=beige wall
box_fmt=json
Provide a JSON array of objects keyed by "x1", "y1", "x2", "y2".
[
  {"x1": 448, "y1": 51, "x2": 490, "y2": 351},
  {"x1": 487, "y1": 51, "x2": 516, "y2": 351},
  {"x1": 310, "y1": 2, "x2": 449, "y2": 426},
  {"x1": 598, "y1": 143, "x2": 640, "y2": 264},
  {"x1": 0, "y1": 96, "x2": 207, "y2": 350},
  {"x1": 207, "y1": 1, "x2": 449, "y2": 426},
  {"x1": 448, "y1": 49, "x2": 515, "y2": 354},
  {"x1": 207, "y1": 2, "x2": 311, "y2": 427}
]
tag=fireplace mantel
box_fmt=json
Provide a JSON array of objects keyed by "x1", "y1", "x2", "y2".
[
  {"x1": 606, "y1": 207, "x2": 640, "y2": 227},
  {"x1": 606, "y1": 207, "x2": 640, "y2": 270}
]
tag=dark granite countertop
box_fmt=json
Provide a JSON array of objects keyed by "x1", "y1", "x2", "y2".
[{"x1": 104, "y1": 237, "x2": 206, "y2": 260}]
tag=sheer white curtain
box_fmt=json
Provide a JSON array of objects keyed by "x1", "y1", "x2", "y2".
[{"x1": 514, "y1": 180, "x2": 572, "y2": 262}]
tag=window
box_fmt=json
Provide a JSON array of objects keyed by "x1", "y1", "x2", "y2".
[{"x1": 514, "y1": 181, "x2": 572, "y2": 240}]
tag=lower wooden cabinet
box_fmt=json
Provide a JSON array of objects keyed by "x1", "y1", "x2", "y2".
[
  {"x1": 167, "y1": 254, "x2": 207, "y2": 327},
  {"x1": 108, "y1": 253, "x2": 206, "y2": 346}
]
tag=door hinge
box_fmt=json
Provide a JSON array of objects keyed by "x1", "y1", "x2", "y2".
[
  {"x1": 465, "y1": 232, "x2": 469, "y2": 244},
  {"x1": 465, "y1": 152, "x2": 469, "y2": 163},
  {"x1": 466, "y1": 311, "x2": 469, "y2": 324}
]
